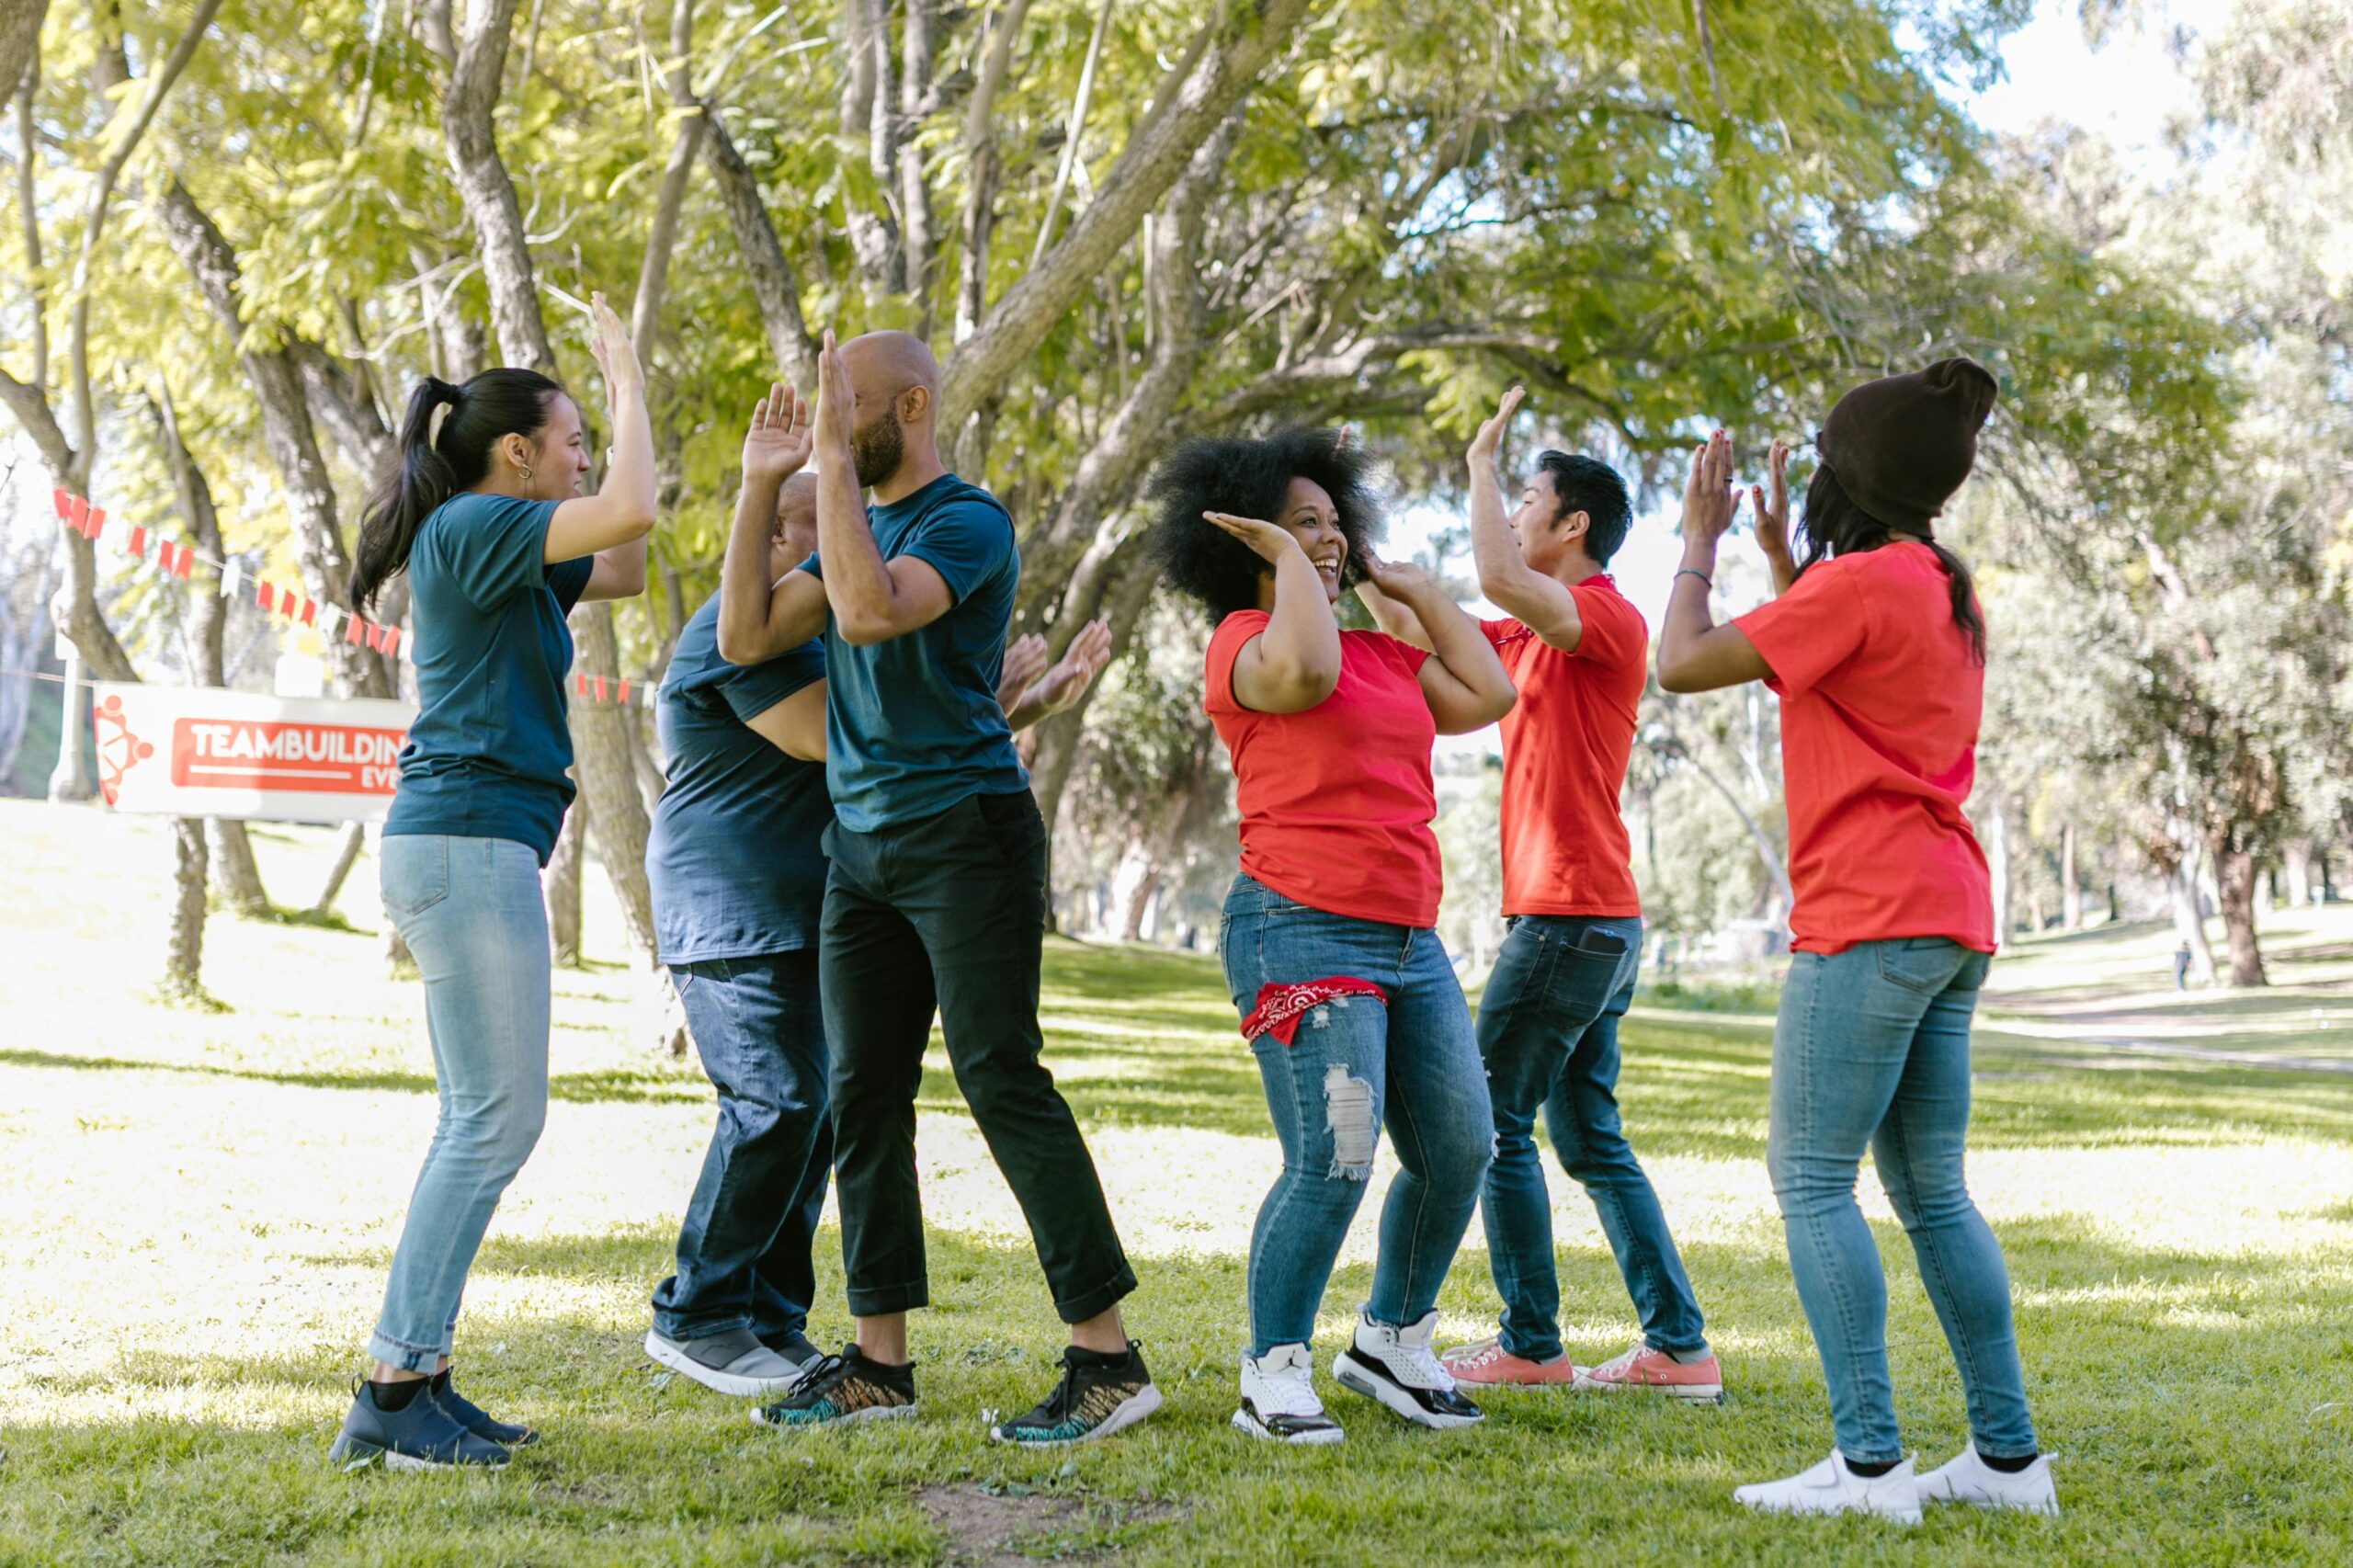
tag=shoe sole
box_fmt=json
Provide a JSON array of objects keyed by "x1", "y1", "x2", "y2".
[
  {"x1": 1921, "y1": 1488, "x2": 2060, "y2": 1516},
  {"x1": 1330, "y1": 1354, "x2": 1482, "y2": 1430},
  {"x1": 645, "y1": 1331, "x2": 804, "y2": 1399},
  {"x1": 749, "y1": 1401, "x2": 917, "y2": 1430},
  {"x1": 1733, "y1": 1491, "x2": 1919, "y2": 1526},
  {"x1": 990, "y1": 1383, "x2": 1165, "y2": 1446},
  {"x1": 1443, "y1": 1366, "x2": 1581, "y2": 1389},
  {"x1": 1231, "y1": 1406, "x2": 1345, "y2": 1446},
  {"x1": 1572, "y1": 1371, "x2": 1723, "y2": 1402},
  {"x1": 327, "y1": 1435, "x2": 506, "y2": 1472}
]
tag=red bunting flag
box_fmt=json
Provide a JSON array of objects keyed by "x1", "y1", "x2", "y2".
[
  {"x1": 300, "y1": 597, "x2": 317, "y2": 627},
  {"x1": 173, "y1": 546, "x2": 193, "y2": 580},
  {"x1": 85, "y1": 506, "x2": 105, "y2": 542},
  {"x1": 381, "y1": 627, "x2": 402, "y2": 659},
  {"x1": 593, "y1": 675, "x2": 607, "y2": 702},
  {"x1": 574, "y1": 673, "x2": 587, "y2": 696},
  {"x1": 67, "y1": 495, "x2": 88, "y2": 535},
  {"x1": 365, "y1": 623, "x2": 384, "y2": 652},
  {"x1": 127, "y1": 526, "x2": 148, "y2": 560},
  {"x1": 52, "y1": 488, "x2": 70, "y2": 523},
  {"x1": 617, "y1": 678, "x2": 631, "y2": 704},
  {"x1": 154, "y1": 540, "x2": 174, "y2": 574},
  {"x1": 346, "y1": 611, "x2": 366, "y2": 644},
  {"x1": 256, "y1": 581, "x2": 275, "y2": 613}
]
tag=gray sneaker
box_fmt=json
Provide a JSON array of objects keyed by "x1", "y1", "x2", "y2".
[{"x1": 646, "y1": 1326, "x2": 808, "y2": 1398}]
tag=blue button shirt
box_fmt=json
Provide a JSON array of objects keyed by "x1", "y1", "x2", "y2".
[
  {"x1": 645, "y1": 597, "x2": 833, "y2": 965},
  {"x1": 800, "y1": 472, "x2": 1027, "y2": 833},
  {"x1": 385, "y1": 493, "x2": 595, "y2": 864}
]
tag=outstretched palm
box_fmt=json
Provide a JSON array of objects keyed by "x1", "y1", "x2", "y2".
[{"x1": 742, "y1": 382, "x2": 813, "y2": 487}]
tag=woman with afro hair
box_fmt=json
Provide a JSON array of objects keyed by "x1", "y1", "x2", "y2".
[{"x1": 1149, "y1": 427, "x2": 1516, "y2": 1445}]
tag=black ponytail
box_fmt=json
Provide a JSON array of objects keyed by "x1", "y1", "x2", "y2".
[
  {"x1": 351, "y1": 368, "x2": 565, "y2": 610},
  {"x1": 1793, "y1": 463, "x2": 1986, "y2": 665}
]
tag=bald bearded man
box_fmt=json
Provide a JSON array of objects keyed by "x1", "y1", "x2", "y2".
[{"x1": 715, "y1": 335, "x2": 1154, "y2": 1446}]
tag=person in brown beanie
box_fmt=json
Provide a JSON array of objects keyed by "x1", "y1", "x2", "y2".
[{"x1": 1654, "y1": 360, "x2": 2057, "y2": 1524}]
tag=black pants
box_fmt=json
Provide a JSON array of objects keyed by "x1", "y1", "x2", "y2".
[{"x1": 820, "y1": 790, "x2": 1135, "y2": 1324}]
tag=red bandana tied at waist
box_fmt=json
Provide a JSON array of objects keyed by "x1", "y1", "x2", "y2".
[{"x1": 1241, "y1": 979, "x2": 1390, "y2": 1045}]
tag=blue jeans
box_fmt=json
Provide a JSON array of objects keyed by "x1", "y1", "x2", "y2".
[
  {"x1": 1768, "y1": 937, "x2": 2039, "y2": 1464},
  {"x1": 653, "y1": 950, "x2": 832, "y2": 1345},
  {"x1": 1476, "y1": 915, "x2": 1706, "y2": 1361},
  {"x1": 370, "y1": 835, "x2": 551, "y2": 1370},
  {"x1": 1220, "y1": 876, "x2": 1493, "y2": 1356}
]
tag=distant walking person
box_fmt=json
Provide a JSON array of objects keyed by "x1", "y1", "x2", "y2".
[
  {"x1": 331, "y1": 296, "x2": 656, "y2": 1471},
  {"x1": 645, "y1": 394, "x2": 1108, "y2": 1403},
  {"x1": 1360, "y1": 390, "x2": 1717, "y2": 1400},
  {"x1": 1152, "y1": 428, "x2": 1516, "y2": 1444},
  {"x1": 714, "y1": 333, "x2": 1145, "y2": 1445},
  {"x1": 2173, "y1": 940, "x2": 2193, "y2": 991},
  {"x1": 1658, "y1": 361, "x2": 2056, "y2": 1522}
]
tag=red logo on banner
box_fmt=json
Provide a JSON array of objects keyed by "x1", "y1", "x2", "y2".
[
  {"x1": 167, "y1": 719, "x2": 407, "y2": 795},
  {"x1": 92, "y1": 694, "x2": 156, "y2": 807}
]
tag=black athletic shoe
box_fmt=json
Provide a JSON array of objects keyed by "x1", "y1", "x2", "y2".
[
  {"x1": 328, "y1": 1380, "x2": 511, "y2": 1471},
  {"x1": 989, "y1": 1342, "x2": 1163, "y2": 1446},
  {"x1": 1330, "y1": 1311, "x2": 1483, "y2": 1430},
  {"x1": 752, "y1": 1343, "x2": 918, "y2": 1429},
  {"x1": 431, "y1": 1369, "x2": 538, "y2": 1447}
]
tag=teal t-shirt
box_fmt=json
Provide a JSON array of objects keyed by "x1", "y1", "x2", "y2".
[
  {"x1": 798, "y1": 472, "x2": 1028, "y2": 833},
  {"x1": 384, "y1": 492, "x2": 596, "y2": 863}
]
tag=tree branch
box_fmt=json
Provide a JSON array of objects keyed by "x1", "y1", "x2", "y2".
[{"x1": 703, "y1": 108, "x2": 819, "y2": 392}]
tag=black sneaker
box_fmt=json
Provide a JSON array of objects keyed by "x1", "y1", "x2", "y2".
[
  {"x1": 989, "y1": 1342, "x2": 1163, "y2": 1446},
  {"x1": 328, "y1": 1380, "x2": 511, "y2": 1471},
  {"x1": 1330, "y1": 1311, "x2": 1482, "y2": 1430},
  {"x1": 431, "y1": 1369, "x2": 538, "y2": 1447},
  {"x1": 752, "y1": 1343, "x2": 917, "y2": 1429}
]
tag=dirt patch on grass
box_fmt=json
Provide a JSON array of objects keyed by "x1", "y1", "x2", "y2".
[{"x1": 915, "y1": 1483, "x2": 1180, "y2": 1566}]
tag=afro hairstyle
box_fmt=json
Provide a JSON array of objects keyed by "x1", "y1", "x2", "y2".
[{"x1": 1147, "y1": 427, "x2": 1384, "y2": 620}]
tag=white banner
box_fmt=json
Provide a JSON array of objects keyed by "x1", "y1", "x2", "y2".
[{"x1": 91, "y1": 683, "x2": 417, "y2": 824}]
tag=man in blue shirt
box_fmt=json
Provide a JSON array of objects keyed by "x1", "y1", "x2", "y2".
[{"x1": 715, "y1": 335, "x2": 1155, "y2": 1445}]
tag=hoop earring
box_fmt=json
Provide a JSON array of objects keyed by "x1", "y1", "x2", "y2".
[{"x1": 517, "y1": 463, "x2": 534, "y2": 483}]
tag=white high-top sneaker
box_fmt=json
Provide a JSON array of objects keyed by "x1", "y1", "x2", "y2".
[
  {"x1": 1330, "y1": 1310, "x2": 1483, "y2": 1429},
  {"x1": 1918, "y1": 1445, "x2": 2060, "y2": 1516},
  {"x1": 1233, "y1": 1343, "x2": 1344, "y2": 1445},
  {"x1": 1733, "y1": 1451, "x2": 1924, "y2": 1525}
]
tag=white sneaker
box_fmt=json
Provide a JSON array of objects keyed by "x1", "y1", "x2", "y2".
[
  {"x1": 645, "y1": 1327, "x2": 807, "y2": 1399},
  {"x1": 1233, "y1": 1343, "x2": 1344, "y2": 1445},
  {"x1": 1330, "y1": 1311, "x2": 1483, "y2": 1429},
  {"x1": 1733, "y1": 1451, "x2": 1923, "y2": 1525},
  {"x1": 1919, "y1": 1444, "x2": 2060, "y2": 1516}
]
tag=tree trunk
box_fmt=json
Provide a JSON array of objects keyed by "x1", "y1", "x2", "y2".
[
  {"x1": 2168, "y1": 864, "x2": 2216, "y2": 985},
  {"x1": 1984, "y1": 790, "x2": 2014, "y2": 944},
  {"x1": 702, "y1": 114, "x2": 819, "y2": 391},
  {"x1": 444, "y1": 0, "x2": 557, "y2": 374},
  {"x1": 163, "y1": 815, "x2": 208, "y2": 1000},
  {"x1": 547, "y1": 793, "x2": 585, "y2": 967},
  {"x1": 0, "y1": 0, "x2": 45, "y2": 113},
  {"x1": 1120, "y1": 865, "x2": 1159, "y2": 943},
  {"x1": 2214, "y1": 848, "x2": 2268, "y2": 987},
  {"x1": 312, "y1": 821, "x2": 367, "y2": 917},
  {"x1": 2285, "y1": 838, "x2": 2313, "y2": 907},
  {"x1": 2060, "y1": 822, "x2": 2084, "y2": 928},
  {"x1": 209, "y1": 822, "x2": 268, "y2": 915}
]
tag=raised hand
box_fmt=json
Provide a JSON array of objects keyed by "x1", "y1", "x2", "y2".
[
  {"x1": 812, "y1": 330, "x2": 855, "y2": 454},
  {"x1": 742, "y1": 382, "x2": 813, "y2": 488},
  {"x1": 586, "y1": 291, "x2": 642, "y2": 399},
  {"x1": 1468, "y1": 385, "x2": 1526, "y2": 462},
  {"x1": 1203, "y1": 510, "x2": 1304, "y2": 565},
  {"x1": 1750, "y1": 437, "x2": 1792, "y2": 562},
  {"x1": 1358, "y1": 549, "x2": 1433, "y2": 602},
  {"x1": 1681, "y1": 428, "x2": 1738, "y2": 549},
  {"x1": 1026, "y1": 619, "x2": 1113, "y2": 717}
]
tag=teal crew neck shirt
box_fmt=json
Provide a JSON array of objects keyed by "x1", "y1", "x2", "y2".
[
  {"x1": 383, "y1": 492, "x2": 595, "y2": 864},
  {"x1": 796, "y1": 472, "x2": 1028, "y2": 833}
]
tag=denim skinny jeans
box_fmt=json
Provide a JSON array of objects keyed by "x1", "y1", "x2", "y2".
[
  {"x1": 369, "y1": 835, "x2": 551, "y2": 1369},
  {"x1": 1768, "y1": 937, "x2": 2038, "y2": 1465},
  {"x1": 1221, "y1": 875, "x2": 1493, "y2": 1357}
]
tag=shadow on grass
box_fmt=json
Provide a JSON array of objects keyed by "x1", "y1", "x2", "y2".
[{"x1": 0, "y1": 1047, "x2": 711, "y2": 1107}]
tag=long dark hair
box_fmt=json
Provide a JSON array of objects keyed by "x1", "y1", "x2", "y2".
[
  {"x1": 1147, "y1": 427, "x2": 1383, "y2": 619},
  {"x1": 1795, "y1": 463, "x2": 1986, "y2": 665},
  {"x1": 351, "y1": 369, "x2": 565, "y2": 609}
]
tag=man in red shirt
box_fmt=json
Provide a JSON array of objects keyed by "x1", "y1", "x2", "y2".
[{"x1": 1367, "y1": 389, "x2": 1718, "y2": 1397}]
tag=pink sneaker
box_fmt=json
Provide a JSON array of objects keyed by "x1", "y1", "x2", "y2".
[
  {"x1": 1573, "y1": 1342, "x2": 1722, "y2": 1401},
  {"x1": 1438, "y1": 1336, "x2": 1580, "y2": 1387}
]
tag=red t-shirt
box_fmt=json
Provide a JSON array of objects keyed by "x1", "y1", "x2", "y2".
[
  {"x1": 1204, "y1": 610, "x2": 1442, "y2": 928},
  {"x1": 1733, "y1": 541, "x2": 1993, "y2": 955},
  {"x1": 1480, "y1": 574, "x2": 1646, "y2": 917}
]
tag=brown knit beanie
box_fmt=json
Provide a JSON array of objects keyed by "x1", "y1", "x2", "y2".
[{"x1": 1816, "y1": 357, "x2": 1998, "y2": 530}]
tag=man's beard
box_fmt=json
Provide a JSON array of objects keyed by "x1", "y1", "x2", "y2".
[{"x1": 852, "y1": 409, "x2": 905, "y2": 489}]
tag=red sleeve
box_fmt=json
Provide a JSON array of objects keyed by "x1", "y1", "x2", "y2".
[
  {"x1": 1204, "y1": 609, "x2": 1271, "y2": 717},
  {"x1": 1733, "y1": 557, "x2": 1869, "y2": 695},
  {"x1": 1568, "y1": 583, "x2": 1643, "y2": 671},
  {"x1": 1477, "y1": 616, "x2": 1524, "y2": 651},
  {"x1": 1375, "y1": 630, "x2": 1429, "y2": 675}
]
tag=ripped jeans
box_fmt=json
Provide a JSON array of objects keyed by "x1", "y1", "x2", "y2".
[{"x1": 1221, "y1": 875, "x2": 1493, "y2": 1357}]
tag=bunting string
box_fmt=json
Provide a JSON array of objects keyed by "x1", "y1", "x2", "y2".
[{"x1": 51, "y1": 488, "x2": 646, "y2": 705}]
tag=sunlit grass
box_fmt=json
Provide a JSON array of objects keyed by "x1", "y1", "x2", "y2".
[{"x1": 3, "y1": 799, "x2": 2352, "y2": 1564}]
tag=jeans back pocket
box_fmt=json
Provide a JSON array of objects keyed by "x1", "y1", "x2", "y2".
[{"x1": 380, "y1": 836, "x2": 452, "y2": 921}]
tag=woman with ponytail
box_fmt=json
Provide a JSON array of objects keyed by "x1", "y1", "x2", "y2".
[
  {"x1": 1657, "y1": 360, "x2": 2055, "y2": 1524},
  {"x1": 329, "y1": 294, "x2": 656, "y2": 1471}
]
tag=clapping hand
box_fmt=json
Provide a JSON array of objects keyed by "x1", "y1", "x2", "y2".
[
  {"x1": 585, "y1": 291, "x2": 643, "y2": 399},
  {"x1": 1750, "y1": 437, "x2": 1792, "y2": 562},
  {"x1": 1468, "y1": 385, "x2": 1526, "y2": 463},
  {"x1": 813, "y1": 330, "x2": 855, "y2": 454},
  {"x1": 1202, "y1": 510, "x2": 1303, "y2": 565},
  {"x1": 1023, "y1": 619, "x2": 1113, "y2": 718},
  {"x1": 1681, "y1": 428, "x2": 1738, "y2": 549},
  {"x1": 998, "y1": 633, "x2": 1051, "y2": 711},
  {"x1": 1358, "y1": 549, "x2": 1431, "y2": 603}
]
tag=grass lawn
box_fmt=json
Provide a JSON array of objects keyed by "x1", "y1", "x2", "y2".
[{"x1": 3, "y1": 795, "x2": 2350, "y2": 1564}]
